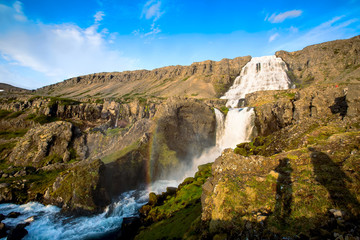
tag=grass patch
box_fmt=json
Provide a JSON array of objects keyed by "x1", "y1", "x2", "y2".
[
  {"x1": 95, "y1": 99, "x2": 104, "y2": 104},
  {"x1": 101, "y1": 140, "x2": 139, "y2": 164},
  {"x1": 219, "y1": 106, "x2": 229, "y2": 115},
  {"x1": 0, "y1": 129, "x2": 28, "y2": 139},
  {"x1": 48, "y1": 97, "x2": 81, "y2": 108},
  {"x1": 182, "y1": 76, "x2": 190, "y2": 82},
  {"x1": 5, "y1": 110, "x2": 25, "y2": 119},
  {"x1": 135, "y1": 203, "x2": 201, "y2": 240},
  {"x1": 0, "y1": 110, "x2": 12, "y2": 119},
  {"x1": 29, "y1": 114, "x2": 59, "y2": 124}
]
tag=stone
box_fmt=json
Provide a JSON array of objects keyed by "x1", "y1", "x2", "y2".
[
  {"x1": 0, "y1": 222, "x2": 8, "y2": 238},
  {"x1": 148, "y1": 192, "x2": 158, "y2": 206},
  {"x1": 7, "y1": 223, "x2": 29, "y2": 240},
  {"x1": 7, "y1": 212, "x2": 21, "y2": 218}
]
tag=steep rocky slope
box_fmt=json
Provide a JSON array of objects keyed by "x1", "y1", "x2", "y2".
[
  {"x1": 0, "y1": 94, "x2": 219, "y2": 213},
  {"x1": 277, "y1": 35, "x2": 360, "y2": 87},
  {"x1": 36, "y1": 56, "x2": 251, "y2": 99}
]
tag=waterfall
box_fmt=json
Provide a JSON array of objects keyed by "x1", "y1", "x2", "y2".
[
  {"x1": 184, "y1": 55, "x2": 291, "y2": 177},
  {"x1": 221, "y1": 55, "x2": 291, "y2": 108},
  {"x1": 0, "y1": 55, "x2": 293, "y2": 239}
]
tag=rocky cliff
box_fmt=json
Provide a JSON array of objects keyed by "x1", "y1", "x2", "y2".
[
  {"x1": 35, "y1": 56, "x2": 251, "y2": 99},
  {"x1": 0, "y1": 94, "x2": 218, "y2": 213},
  {"x1": 277, "y1": 35, "x2": 360, "y2": 87},
  {"x1": 199, "y1": 84, "x2": 360, "y2": 239}
]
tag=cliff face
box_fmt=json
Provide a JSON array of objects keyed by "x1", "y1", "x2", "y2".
[
  {"x1": 35, "y1": 56, "x2": 251, "y2": 99},
  {"x1": 200, "y1": 84, "x2": 360, "y2": 239},
  {"x1": 276, "y1": 35, "x2": 360, "y2": 86},
  {"x1": 0, "y1": 95, "x2": 218, "y2": 213}
]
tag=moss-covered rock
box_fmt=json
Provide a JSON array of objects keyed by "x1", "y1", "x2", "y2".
[
  {"x1": 135, "y1": 163, "x2": 212, "y2": 239},
  {"x1": 44, "y1": 159, "x2": 110, "y2": 214}
]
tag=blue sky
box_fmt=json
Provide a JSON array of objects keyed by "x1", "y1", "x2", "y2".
[{"x1": 0, "y1": 0, "x2": 359, "y2": 89}]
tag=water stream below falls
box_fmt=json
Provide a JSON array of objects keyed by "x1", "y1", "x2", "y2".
[{"x1": 0, "y1": 55, "x2": 291, "y2": 239}]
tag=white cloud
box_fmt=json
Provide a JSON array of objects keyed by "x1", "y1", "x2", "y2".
[
  {"x1": 0, "y1": 2, "x2": 137, "y2": 88},
  {"x1": 289, "y1": 26, "x2": 299, "y2": 33},
  {"x1": 12, "y1": 1, "x2": 27, "y2": 22},
  {"x1": 270, "y1": 16, "x2": 359, "y2": 53},
  {"x1": 142, "y1": 0, "x2": 163, "y2": 21},
  {"x1": 269, "y1": 33, "x2": 279, "y2": 42},
  {"x1": 267, "y1": 10, "x2": 302, "y2": 23},
  {"x1": 94, "y1": 11, "x2": 105, "y2": 23}
]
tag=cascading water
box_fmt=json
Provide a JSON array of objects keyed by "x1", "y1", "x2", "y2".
[
  {"x1": 184, "y1": 55, "x2": 291, "y2": 177},
  {"x1": 221, "y1": 55, "x2": 291, "y2": 108},
  {"x1": 0, "y1": 55, "x2": 292, "y2": 239}
]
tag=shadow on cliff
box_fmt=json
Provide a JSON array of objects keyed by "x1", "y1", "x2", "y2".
[
  {"x1": 309, "y1": 147, "x2": 360, "y2": 215},
  {"x1": 273, "y1": 158, "x2": 293, "y2": 225},
  {"x1": 329, "y1": 95, "x2": 348, "y2": 119}
]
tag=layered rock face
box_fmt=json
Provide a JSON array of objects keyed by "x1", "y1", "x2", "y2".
[
  {"x1": 0, "y1": 95, "x2": 217, "y2": 213},
  {"x1": 277, "y1": 35, "x2": 360, "y2": 86},
  {"x1": 36, "y1": 56, "x2": 251, "y2": 99},
  {"x1": 201, "y1": 84, "x2": 360, "y2": 239},
  {"x1": 151, "y1": 98, "x2": 216, "y2": 179}
]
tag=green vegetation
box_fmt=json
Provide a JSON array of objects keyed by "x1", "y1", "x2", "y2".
[
  {"x1": 135, "y1": 163, "x2": 212, "y2": 239},
  {"x1": 0, "y1": 129, "x2": 28, "y2": 139},
  {"x1": 47, "y1": 97, "x2": 81, "y2": 108},
  {"x1": 95, "y1": 99, "x2": 104, "y2": 104},
  {"x1": 101, "y1": 140, "x2": 139, "y2": 164},
  {"x1": 234, "y1": 135, "x2": 273, "y2": 157},
  {"x1": 219, "y1": 106, "x2": 229, "y2": 115},
  {"x1": 182, "y1": 76, "x2": 190, "y2": 82},
  {"x1": 0, "y1": 109, "x2": 13, "y2": 119},
  {"x1": 5, "y1": 110, "x2": 26, "y2": 119},
  {"x1": 274, "y1": 92, "x2": 296, "y2": 100},
  {"x1": 26, "y1": 114, "x2": 59, "y2": 124}
]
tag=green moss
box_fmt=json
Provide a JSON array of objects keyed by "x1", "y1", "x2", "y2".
[
  {"x1": 0, "y1": 142, "x2": 16, "y2": 153},
  {"x1": 101, "y1": 140, "x2": 139, "y2": 164},
  {"x1": 31, "y1": 114, "x2": 59, "y2": 124},
  {"x1": 47, "y1": 97, "x2": 81, "y2": 108},
  {"x1": 219, "y1": 106, "x2": 229, "y2": 115},
  {"x1": 234, "y1": 135, "x2": 274, "y2": 157},
  {"x1": 95, "y1": 99, "x2": 104, "y2": 104},
  {"x1": 135, "y1": 203, "x2": 202, "y2": 240},
  {"x1": 39, "y1": 154, "x2": 63, "y2": 166},
  {"x1": 5, "y1": 110, "x2": 25, "y2": 119},
  {"x1": 182, "y1": 76, "x2": 190, "y2": 82},
  {"x1": 0, "y1": 110, "x2": 12, "y2": 119},
  {"x1": 0, "y1": 129, "x2": 28, "y2": 139},
  {"x1": 136, "y1": 163, "x2": 212, "y2": 239}
]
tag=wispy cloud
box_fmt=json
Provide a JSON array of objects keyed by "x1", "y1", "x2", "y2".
[
  {"x1": 267, "y1": 10, "x2": 302, "y2": 23},
  {"x1": 0, "y1": 2, "x2": 137, "y2": 88},
  {"x1": 269, "y1": 33, "x2": 279, "y2": 42},
  {"x1": 137, "y1": 0, "x2": 164, "y2": 38},
  {"x1": 141, "y1": 0, "x2": 164, "y2": 21},
  {"x1": 94, "y1": 11, "x2": 105, "y2": 23},
  {"x1": 271, "y1": 16, "x2": 359, "y2": 53}
]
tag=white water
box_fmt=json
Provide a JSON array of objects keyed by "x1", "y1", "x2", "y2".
[
  {"x1": 0, "y1": 55, "x2": 292, "y2": 239},
  {"x1": 183, "y1": 107, "x2": 255, "y2": 178},
  {"x1": 221, "y1": 55, "x2": 291, "y2": 108},
  {"x1": 0, "y1": 180, "x2": 177, "y2": 240}
]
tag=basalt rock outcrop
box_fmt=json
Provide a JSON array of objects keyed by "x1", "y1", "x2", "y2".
[
  {"x1": 276, "y1": 35, "x2": 360, "y2": 86},
  {"x1": 151, "y1": 98, "x2": 216, "y2": 179},
  {"x1": 8, "y1": 121, "x2": 87, "y2": 168},
  {"x1": 200, "y1": 84, "x2": 360, "y2": 239},
  {"x1": 43, "y1": 159, "x2": 110, "y2": 214},
  {"x1": 36, "y1": 56, "x2": 251, "y2": 99},
  {"x1": 0, "y1": 94, "x2": 218, "y2": 213}
]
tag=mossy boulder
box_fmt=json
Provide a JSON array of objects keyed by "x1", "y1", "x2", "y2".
[
  {"x1": 44, "y1": 159, "x2": 110, "y2": 214},
  {"x1": 8, "y1": 121, "x2": 87, "y2": 168}
]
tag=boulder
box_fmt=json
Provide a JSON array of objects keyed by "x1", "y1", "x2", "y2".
[
  {"x1": 44, "y1": 159, "x2": 110, "y2": 214},
  {"x1": 7, "y1": 223, "x2": 29, "y2": 240}
]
